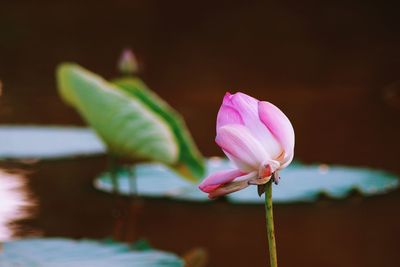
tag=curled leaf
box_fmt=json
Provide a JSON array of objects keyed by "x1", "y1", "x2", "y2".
[{"x1": 57, "y1": 63, "x2": 178, "y2": 165}]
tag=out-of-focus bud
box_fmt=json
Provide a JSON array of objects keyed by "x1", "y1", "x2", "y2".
[{"x1": 118, "y1": 49, "x2": 139, "y2": 75}]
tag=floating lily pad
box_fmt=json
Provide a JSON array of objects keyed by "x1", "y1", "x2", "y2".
[
  {"x1": 0, "y1": 125, "x2": 106, "y2": 160},
  {"x1": 0, "y1": 238, "x2": 183, "y2": 267},
  {"x1": 94, "y1": 158, "x2": 399, "y2": 203}
]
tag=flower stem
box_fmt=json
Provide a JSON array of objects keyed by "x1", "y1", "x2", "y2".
[
  {"x1": 127, "y1": 165, "x2": 138, "y2": 198},
  {"x1": 264, "y1": 179, "x2": 278, "y2": 267},
  {"x1": 108, "y1": 155, "x2": 119, "y2": 195},
  {"x1": 124, "y1": 165, "x2": 142, "y2": 241},
  {"x1": 108, "y1": 155, "x2": 123, "y2": 241}
]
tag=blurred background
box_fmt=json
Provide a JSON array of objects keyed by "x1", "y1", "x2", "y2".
[{"x1": 0, "y1": 1, "x2": 399, "y2": 266}]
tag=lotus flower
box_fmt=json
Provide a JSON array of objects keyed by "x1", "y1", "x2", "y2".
[{"x1": 199, "y1": 92, "x2": 295, "y2": 198}]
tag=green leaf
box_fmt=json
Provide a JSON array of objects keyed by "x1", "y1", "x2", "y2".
[
  {"x1": 112, "y1": 77, "x2": 205, "y2": 181},
  {"x1": 56, "y1": 63, "x2": 178, "y2": 165}
]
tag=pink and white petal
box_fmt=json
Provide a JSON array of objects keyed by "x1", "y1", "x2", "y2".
[
  {"x1": 279, "y1": 151, "x2": 294, "y2": 169},
  {"x1": 248, "y1": 175, "x2": 271, "y2": 185},
  {"x1": 222, "y1": 92, "x2": 233, "y2": 105},
  {"x1": 198, "y1": 169, "x2": 244, "y2": 193},
  {"x1": 258, "y1": 101, "x2": 295, "y2": 162},
  {"x1": 216, "y1": 124, "x2": 270, "y2": 170},
  {"x1": 230, "y1": 93, "x2": 282, "y2": 158},
  {"x1": 259, "y1": 159, "x2": 280, "y2": 176},
  {"x1": 229, "y1": 92, "x2": 259, "y2": 123},
  {"x1": 208, "y1": 181, "x2": 249, "y2": 199},
  {"x1": 223, "y1": 150, "x2": 253, "y2": 172},
  {"x1": 216, "y1": 104, "x2": 244, "y2": 130},
  {"x1": 232, "y1": 171, "x2": 258, "y2": 183}
]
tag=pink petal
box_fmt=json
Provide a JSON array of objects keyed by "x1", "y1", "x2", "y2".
[
  {"x1": 198, "y1": 169, "x2": 243, "y2": 193},
  {"x1": 228, "y1": 93, "x2": 282, "y2": 158},
  {"x1": 247, "y1": 176, "x2": 271, "y2": 185},
  {"x1": 232, "y1": 171, "x2": 258, "y2": 182},
  {"x1": 229, "y1": 93, "x2": 259, "y2": 121},
  {"x1": 216, "y1": 124, "x2": 270, "y2": 170},
  {"x1": 280, "y1": 152, "x2": 294, "y2": 169},
  {"x1": 223, "y1": 150, "x2": 254, "y2": 172},
  {"x1": 208, "y1": 180, "x2": 249, "y2": 199},
  {"x1": 258, "y1": 101, "x2": 295, "y2": 165},
  {"x1": 216, "y1": 104, "x2": 244, "y2": 130}
]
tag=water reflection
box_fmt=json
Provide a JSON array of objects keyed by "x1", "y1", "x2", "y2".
[{"x1": 0, "y1": 169, "x2": 33, "y2": 241}]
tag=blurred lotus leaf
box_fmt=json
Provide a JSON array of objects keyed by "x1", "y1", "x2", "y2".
[
  {"x1": 0, "y1": 125, "x2": 105, "y2": 160},
  {"x1": 112, "y1": 77, "x2": 205, "y2": 181},
  {"x1": 95, "y1": 158, "x2": 400, "y2": 203},
  {"x1": 56, "y1": 64, "x2": 204, "y2": 181},
  {"x1": 0, "y1": 238, "x2": 183, "y2": 267}
]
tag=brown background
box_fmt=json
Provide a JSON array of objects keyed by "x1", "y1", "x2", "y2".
[{"x1": 0, "y1": 1, "x2": 400, "y2": 266}]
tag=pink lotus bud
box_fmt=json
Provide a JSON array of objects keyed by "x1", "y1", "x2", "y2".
[
  {"x1": 199, "y1": 92, "x2": 295, "y2": 198},
  {"x1": 118, "y1": 49, "x2": 139, "y2": 75}
]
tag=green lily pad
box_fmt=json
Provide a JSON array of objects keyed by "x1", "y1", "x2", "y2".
[
  {"x1": 0, "y1": 238, "x2": 183, "y2": 267},
  {"x1": 94, "y1": 158, "x2": 399, "y2": 203},
  {"x1": 0, "y1": 125, "x2": 105, "y2": 160},
  {"x1": 57, "y1": 64, "x2": 178, "y2": 165}
]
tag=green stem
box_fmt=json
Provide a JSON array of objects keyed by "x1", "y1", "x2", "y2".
[
  {"x1": 124, "y1": 164, "x2": 142, "y2": 241},
  {"x1": 127, "y1": 165, "x2": 138, "y2": 198},
  {"x1": 108, "y1": 154, "x2": 123, "y2": 241},
  {"x1": 108, "y1": 155, "x2": 119, "y2": 195},
  {"x1": 264, "y1": 180, "x2": 278, "y2": 267}
]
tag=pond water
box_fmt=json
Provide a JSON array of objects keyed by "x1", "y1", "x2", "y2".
[{"x1": 1, "y1": 156, "x2": 400, "y2": 267}]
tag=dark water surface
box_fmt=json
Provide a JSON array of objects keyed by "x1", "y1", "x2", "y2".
[{"x1": 1, "y1": 157, "x2": 399, "y2": 267}]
